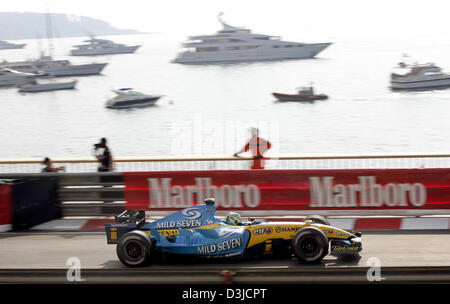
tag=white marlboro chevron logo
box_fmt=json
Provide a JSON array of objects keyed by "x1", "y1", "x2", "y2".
[
  {"x1": 148, "y1": 177, "x2": 260, "y2": 208},
  {"x1": 309, "y1": 176, "x2": 427, "y2": 208}
]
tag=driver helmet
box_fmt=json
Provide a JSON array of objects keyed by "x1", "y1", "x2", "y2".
[{"x1": 225, "y1": 212, "x2": 242, "y2": 226}]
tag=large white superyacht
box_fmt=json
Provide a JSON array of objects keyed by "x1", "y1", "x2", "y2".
[{"x1": 173, "y1": 16, "x2": 332, "y2": 64}]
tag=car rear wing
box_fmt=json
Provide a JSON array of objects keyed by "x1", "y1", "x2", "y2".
[
  {"x1": 114, "y1": 209, "x2": 146, "y2": 226},
  {"x1": 105, "y1": 210, "x2": 147, "y2": 244}
]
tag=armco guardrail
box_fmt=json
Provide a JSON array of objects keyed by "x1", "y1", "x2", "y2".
[
  {"x1": 0, "y1": 173, "x2": 125, "y2": 217},
  {"x1": 2, "y1": 153, "x2": 450, "y2": 173},
  {"x1": 1, "y1": 266, "x2": 450, "y2": 283}
]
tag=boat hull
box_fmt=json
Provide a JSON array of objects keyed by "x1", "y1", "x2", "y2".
[
  {"x1": 5, "y1": 63, "x2": 107, "y2": 77},
  {"x1": 41, "y1": 63, "x2": 108, "y2": 77},
  {"x1": 71, "y1": 45, "x2": 140, "y2": 56},
  {"x1": 18, "y1": 81, "x2": 77, "y2": 92},
  {"x1": 106, "y1": 96, "x2": 161, "y2": 109},
  {"x1": 0, "y1": 76, "x2": 34, "y2": 87},
  {"x1": 390, "y1": 77, "x2": 450, "y2": 90},
  {"x1": 272, "y1": 92, "x2": 328, "y2": 102},
  {"x1": 0, "y1": 43, "x2": 26, "y2": 50},
  {"x1": 173, "y1": 43, "x2": 331, "y2": 64}
]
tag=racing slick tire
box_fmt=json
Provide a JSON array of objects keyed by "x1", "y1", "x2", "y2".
[
  {"x1": 291, "y1": 227, "x2": 329, "y2": 263},
  {"x1": 116, "y1": 230, "x2": 152, "y2": 267},
  {"x1": 302, "y1": 215, "x2": 330, "y2": 226}
]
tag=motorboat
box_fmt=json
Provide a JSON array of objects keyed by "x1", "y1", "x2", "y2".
[
  {"x1": 71, "y1": 36, "x2": 140, "y2": 56},
  {"x1": 106, "y1": 88, "x2": 162, "y2": 109},
  {"x1": 273, "y1": 86, "x2": 328, "y2": 102},
  {"x1": 390, "y1": 59, "x2": 450, "y2": 90},
  {"x1": 0, "y1": 40, "x2": 26, "y2": 50},
  {"x1": 0, "y1": 68, "x2": 44, "y2": 87},
  {"x1": 0, "y1": 55, "x2": 107, "y2": 77},
  {"x1": 18, "y1": 79, "x2": 77, "y2": 93},
  {"x1": 173, "y1": 14, "x2": 331, "y2": 64}
]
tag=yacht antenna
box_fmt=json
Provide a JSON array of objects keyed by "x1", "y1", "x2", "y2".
[
  {"x1": 218, "y1": 12, "x2": 225, "y2": 24},
  {"x1": 45, "y1": 4, "x2": 54, "y2": 58},
  {"x1": 84, "y1": 30, "x2": 95, "y2": 40}
]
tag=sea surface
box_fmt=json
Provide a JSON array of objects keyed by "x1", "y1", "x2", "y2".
[{"x1": 1, "y1": 33, "x2": 450, "y2": 159}]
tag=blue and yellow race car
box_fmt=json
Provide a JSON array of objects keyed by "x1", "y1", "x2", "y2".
[{"x1": 105, "y1": 199, "x2": 362, "y2": 267}]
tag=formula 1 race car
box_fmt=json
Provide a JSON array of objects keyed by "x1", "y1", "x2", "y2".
[{"x1": 105, "y1": 199, "x2": 362, "y2": 267}]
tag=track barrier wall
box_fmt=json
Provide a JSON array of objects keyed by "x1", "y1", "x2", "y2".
[
  {"x1": 0, "y1": 177, "x2": 61, "y2": 231},
  {"x1": 2, "y1": 153, "x2": 450, "y2": 231}
]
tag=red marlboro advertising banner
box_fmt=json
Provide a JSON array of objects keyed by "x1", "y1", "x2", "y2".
[
  {"x1": 123, "y1": 169, "x2": 450, "y2": 214},
  {"x1": 0, "y1": 185, "x2": 12, "y2": 232}
]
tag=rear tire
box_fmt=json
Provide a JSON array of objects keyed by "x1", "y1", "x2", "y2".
[
  {"x1": 302, "y1": 215, "x2": 330, "y2": 226},
  {"x1": 116, "y1": 230, "x2": 152, "y2": 267},
  {"x1": 291, "y1": 227, "x2": 329, "y2": 263}
]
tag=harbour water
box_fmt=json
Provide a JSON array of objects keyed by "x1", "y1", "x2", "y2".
[{"x1": 2, "y1": 33, "x2": 450, "y2": 159}]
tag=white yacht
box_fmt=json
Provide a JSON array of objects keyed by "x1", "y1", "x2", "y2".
[
  {"x1": 0, "y1": 68, "x2": 41, "y2": 87},
  {"x1": 0, "y1": 40, "x2": 26, "y2": 50},
  {"x1": 173, "y1": 17, "x2": 331, "y2": 64},
  {"x1": 390, "y1": 60, "x2": 450, "y2": 90},
  {"x1": 18, "y1": 79, "x2": 77, "y2": 93},
  {"x1": 0, "y1": 55, "x2": 107, "y2": 77},
  {"x1": 71, "y1": 37, "x2": 140, "y2": 56},
  {"x1": 106, "y1": 88, "x2": 162, "y2": 109}
]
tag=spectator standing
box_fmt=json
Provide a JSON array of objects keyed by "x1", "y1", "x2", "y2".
[
  {"x1": 234, "y1": 127, "x2": 272, "y2": 169},
  {"x1": 93, "y1": 138, "x2": 114, "y2": 172}
]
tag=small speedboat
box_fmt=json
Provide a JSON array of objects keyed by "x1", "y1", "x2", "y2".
[
  {"x1": 106, "y1": 88, "x2": 162, "y2": 109},
  {"x1": 273, "y1": 86, "x2": 328, "y2": 102},
  {"x1": 18, "y1": 80, "x2": 77, "y2": 92}
]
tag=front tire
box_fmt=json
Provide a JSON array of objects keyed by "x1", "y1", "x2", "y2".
[
  {"x1": 116, "y1": 230, "x2": 152, "y2": 267},
  {"x1": 291, "y1": 227, "x2": 329, "y2": 263}
]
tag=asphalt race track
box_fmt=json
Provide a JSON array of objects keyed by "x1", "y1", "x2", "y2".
[{"x1": 1, "y1": 232, "x2": 450, "y2": 283}]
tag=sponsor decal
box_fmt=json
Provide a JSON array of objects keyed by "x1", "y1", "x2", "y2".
[
  {"x1": 331, "y1": 245, "x2": 360, "y2": 252},
  {"x1": 309, "y1": 176, "x2": 427, "y2": 208},
  {"x1": 181, "y1": 207, "x2": 202, "y2": 220},
  {"x1": 157, "y1": 229, "x2": 179, "y2": 236},
  {"x1": 253, "y1": 227, "x2": 273, "y2": 235},
  {"x1": 218, "y1": 230, "x2": 236, "y2": 238},
  {"x1": 148, "y1": 177, "x2": 260, "y2": 209},
  {"x1": 197, "y1": 238, "x2": 242, "y2": 254},
  {"x1": 274, "y1": 226, "x2": 301, "y2": 233},
  {"x1": 156, "y1": 219, "x2": 201, "y2": 229}
]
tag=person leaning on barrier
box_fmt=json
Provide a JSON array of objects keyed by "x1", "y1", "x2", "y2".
[
  {"x1": 41, "y1": 157, "x2": 65, "y2": 173},
  {"x1": 234, "y1": 127, "x2": 272, "y2": 169},
  {"x1": 93, "y1": 137, "x2": 114, "y2": 172}
]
